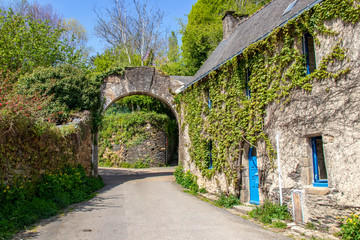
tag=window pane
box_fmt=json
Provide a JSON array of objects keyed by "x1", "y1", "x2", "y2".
[
  {"x1": 251, "y1": 147, "x2": 257, "y2": 157},
  {"x1": 306, "y1": 35, "x2": 316, "y2": 73},
  {"x1": 315, "y1": 138, "x2": 327, "y2": 180}
]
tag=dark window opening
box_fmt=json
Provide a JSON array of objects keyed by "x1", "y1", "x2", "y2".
[
  {"x1": 250, "y1": 147, "x2": 256, "y2": 157},
  {"x1": 311, "y1": 136, "x2": 328, "y2": 187},
  {"x1": 205, "y1": 88, "x2": 212, "y2": 109},
  {"x1": 208, "y1": 141, "x2": 213, "y2": 169},
  {"x1": 303, "y1": 33, "x2": 316, "y2": 74},
  {"x1": 245, "y1": 68, "x2": 251, "y2": 99}
]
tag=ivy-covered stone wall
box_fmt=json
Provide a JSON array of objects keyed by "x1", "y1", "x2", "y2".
[
  {"x1": 177, "y1": 0, "x2": 360, "y2": 229},
  {"x1": 0, "y1": 112, "x2": 93, "y2": 185}
]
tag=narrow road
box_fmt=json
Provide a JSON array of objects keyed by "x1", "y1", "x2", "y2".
[{"x1": 16, "y1": 167, "x2": 290, "y2": 240}]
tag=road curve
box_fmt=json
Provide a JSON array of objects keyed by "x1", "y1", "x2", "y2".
[{"x1": 15, "y1": 167, "x2": 290, "y2": 240}]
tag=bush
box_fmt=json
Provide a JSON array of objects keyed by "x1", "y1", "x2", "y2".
[
  {"x1": 271, "y1": 220, "x2": 287, "y2": 229},
  {"x1": 249, "y1": 200, "x2": 291, "y2": 224},
  {"x1": 338, "y1": 213, "x2": 360, "y2": 240},
  {"x1": 215, "y1": 194, "x2": 241, "y2": 208},
  {"x1": 17, "y1": 65, "x2": 101, "y2": 123},
  {"x1": 118, "y1": 159, "x2": 151, "y2": 169},
  {"x1": 0, "y1": 165, "x2": 104, "y2": 239},
  {"x1": 174, "y1": 166, "x2": 200, "y2": 194}
]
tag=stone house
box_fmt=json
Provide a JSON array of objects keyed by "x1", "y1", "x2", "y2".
[{"x1": 178, "y1": 0, "x2": 360, "y2": 229}]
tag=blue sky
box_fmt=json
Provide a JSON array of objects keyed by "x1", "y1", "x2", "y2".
[{"x1": 29, "y1": 0, "x2": 197, "y2": 55}]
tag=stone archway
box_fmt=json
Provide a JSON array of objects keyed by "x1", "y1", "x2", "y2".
[{"x1": 92, "y1": 67, "x2": 191, "y2": 176}]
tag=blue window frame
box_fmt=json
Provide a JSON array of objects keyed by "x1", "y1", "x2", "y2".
[
  {"x1": 245, "y1": 68, "x2": 251, "y2": 98},
  {"x1": 207, "y1": 91, "x2": 212, "y2": 109},
  {"x1": 303, "y1": 33, "x2": 316, "y2": 75},
  {"x1": 311, "y1": 136, "x2": 328, "y2": 187}
]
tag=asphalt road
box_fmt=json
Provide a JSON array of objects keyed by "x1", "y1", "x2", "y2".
[{"x1": 15, "y1": 167, "x2": 290, "y2": 240}]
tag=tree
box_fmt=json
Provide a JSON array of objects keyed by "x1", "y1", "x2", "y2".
[
  {"x1": 180, "y1": 0, "x2": 229, "y2": 75},
  {"x1": 180, "y1": 0, "x2": 271, "y2": 76},
  {"x1": 0, "y1": 0, "x2": 90, "y2": 70},
  {"x1": 17, "y1": 64, "x2": 100, "y2": 122},
  {"x1": 0, "y1": 9, "x2": 75, "y2": 75},
  {"x1": 158, "y1": 31, "x2": 185, "y2": 76},
  {"x1": 95, "y1": 0, "x2": 166, "y2": 67},
  {"x1": 0, "y1": 0, "x2": 62, "y2": 27},
  {"x1": 168, "y1": 31, "x2": 180, "y2": 63}
]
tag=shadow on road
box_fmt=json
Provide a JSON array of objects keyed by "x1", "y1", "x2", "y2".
[
  {"x1": 98, "y1": 167, "x2": 175, "y2": 190},
  {"x1": 13, "y1": 167, "x2": 175, "y2": 240}
]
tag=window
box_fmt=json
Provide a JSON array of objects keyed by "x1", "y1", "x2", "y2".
[
  {"x1": 311, "y1": 136, "x2": 328, "y2": 187},
  {"x1": 205, "y1": 88, "x2": 212, "y2": 109},
  {"x1": 245, "y1": 68, "x2": 251, "y2": 99},
  {"x1": 303, "y1": 33, "x2": 316, "y2": 74},
  {"x1": 208, "y1": 141, "x2": 213, "y2": 169}
]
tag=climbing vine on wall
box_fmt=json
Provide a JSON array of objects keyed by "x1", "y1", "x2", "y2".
[{"x1": 178, "y1": 0, "x2": 359, "y2": 188}]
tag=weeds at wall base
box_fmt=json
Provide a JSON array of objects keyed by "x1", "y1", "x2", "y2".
[
  {"x1": 248, "y1": 200, "x2": 291, "y2": 224},
  {"x1": 0, "y1": 165, "x2": 104, "y2": 240},
  {"x1": 174, "y1": 166, "x2": 240, "y2": 208}
]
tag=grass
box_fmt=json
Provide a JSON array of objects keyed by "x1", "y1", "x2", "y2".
[
  {"x1": 174, "y1": 166, "x2": 241, "y2": 209},
  {"x1": 99, "y1": 158, "x2": 152, "y2": 169},
  {"x1": 271, "y1": 220, "x2": 288, "y2": 229},
  {"x1": 0, "y1": 165, "x2": 104, "y2": 240},
  {"x1": 214, "y1": 194, "x2": 241, "y2": 208},
  {"x1": 249, "y1": 200, "x2": 291, "y2": 224}
]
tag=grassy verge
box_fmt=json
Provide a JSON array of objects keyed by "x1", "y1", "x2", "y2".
[
  {"x1": 214, "y1": 194, "x2": 241, "y2": 208},
  {"x1": 174, "y1": 166, "x2": 204, "y2": 195},
  {"x1": 0, "y1": 165, "x2": 104, "y2": 239},
  {"x1": 248, "y1": 200, "x2": 291, "y2": 228},
  {"x1": 174, "y1": 166, "x2": 240, "y2": 208}
]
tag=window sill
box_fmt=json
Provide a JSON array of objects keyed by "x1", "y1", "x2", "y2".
[
  {"x1": 313, "y1": 182, "x2": 328, "y2": 187},
  {"x1": 305, "y1": 186, "x2": 330, "y2": 195}
]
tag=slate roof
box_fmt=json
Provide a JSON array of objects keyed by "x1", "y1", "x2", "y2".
[
  {"x1": 181, "y1": 0, "x2": 323, "y2": 91},
  {"x1": 170, "y1": 76, "x2": 194, "y2": 85}
]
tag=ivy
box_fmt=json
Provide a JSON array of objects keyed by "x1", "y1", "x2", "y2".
[{"x1": 178, "y1": 0, "x2": 359, "y2": 187}]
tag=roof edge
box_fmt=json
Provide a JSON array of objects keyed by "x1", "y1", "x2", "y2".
[{"x1": 180, "y1": 0, "x2": 324, "y2": 93}]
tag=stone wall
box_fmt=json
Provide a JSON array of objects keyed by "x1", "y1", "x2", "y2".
[
  {"x1": 260, "y1": 19, "x2": 360, "y2": 230},
  {"x1": 178, "y1": 18, "x2": 360, "y2": 230},
  {"x1": 0, "y1": 111, "x2": 93, "y2": 184},
  {"x1": 102, "y1": 123, "x2": 169, "y2": 167}
]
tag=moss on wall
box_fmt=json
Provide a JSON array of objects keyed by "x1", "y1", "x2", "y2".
[{"x1": 178, "y1": 0, "x2": 359, "y2": 188}]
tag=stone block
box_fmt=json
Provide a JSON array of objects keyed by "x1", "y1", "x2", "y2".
[{"x1": 305, "y1": 186, "x2": 330, "y2": 195}]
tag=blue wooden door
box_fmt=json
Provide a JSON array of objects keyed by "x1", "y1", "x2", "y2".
[{"x1": 249, "y1": 147, "x2": 260, "y2": 205}]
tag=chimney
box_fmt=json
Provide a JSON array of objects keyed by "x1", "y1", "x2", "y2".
[{"x1": 222, "y1": 11, "x2": 248, "y2": 40}]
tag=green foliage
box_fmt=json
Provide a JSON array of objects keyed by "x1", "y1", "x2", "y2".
[
  {"x1": 17, "y1": 64, "x2": 101, "y2": 123},
  {"x1": 180, "y1": 0, "x2": 270, "y2": 75},
  {"x1": 174, "y1": 166, "x2": 200, "y2": 194},
  {"x1": 99, "y1": 110, "x2": 176, "y2": 167},
  {"x1": 215, "y1": 194, "x2": 241, "y2": 208},
  {"x1": 0, "y1": 165, "x2": 104, "y2": 239},
  {"x1": 159, "y1": 31, "x2": 186, "y2": 76},
  {"x1": 100, "y1": 111, "x2": 172, "y2": 145},
  {"x1": 119, "y1": 159, "x2": 151, "y2": 169},
  {"x1": 180, "y1": 0, "x2": 226, "y2": 75},
  {"x1": 305, "y1": 221, "x2": 317, "y2": 230},
  {"x1": 338, "y1": 213, "x2": 360, "y2": 240},
  {"x1": 0, "y1": 9, "x2": 83, "y2": 76},
  {"x1": 108, "y1": 95, "x2": 174, "y2": 118},
  {"x1": 271, "y1": 220, "x2": 288, "y2": 229},
  {"x1": 91, "y1": 47, "x2": 143, "y2": 73},
  {"x1": 249, "y1": 201, "x2": 291, "y2": 224},
  {"x1": 167, "y1": 31, "x2": 180, "y2": 63},
  {"x1": 0, "y1": 105, "x2": 92, "y2": 183},
  {"x1": 178, "y1": 0, "x2": 358, "y2": 186}
]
